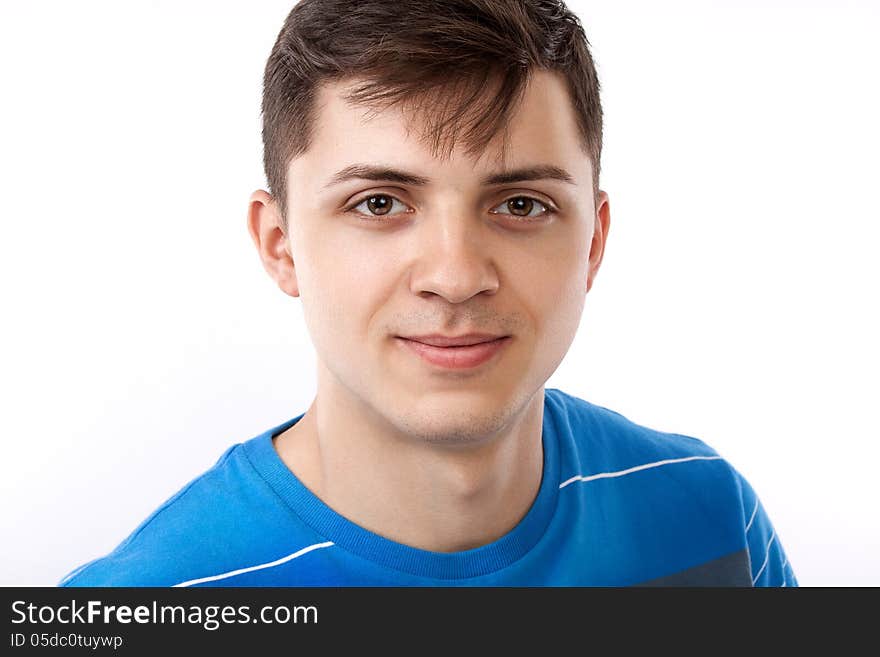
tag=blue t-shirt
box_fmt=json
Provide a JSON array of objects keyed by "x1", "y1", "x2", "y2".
[{"x1": 58, "y1": 388, "x2": 797, "y2": 587}]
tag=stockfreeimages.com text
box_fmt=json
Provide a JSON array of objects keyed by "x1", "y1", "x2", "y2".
[{"x1": 11, "y1": 599, "x2": 317, "y2": 631}]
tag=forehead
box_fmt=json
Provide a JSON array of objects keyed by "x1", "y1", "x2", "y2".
[{"x1": 292, "y1": 69, "x2": 591, "y2": 186}]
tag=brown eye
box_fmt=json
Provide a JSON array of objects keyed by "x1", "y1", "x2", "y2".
[
  {"x1": 350, "y1": 193, "x2": 409, "y2": 218},
  {"x1": 490, "y1": 196, "x2": 552, "y2": 220},
  {"x1": 507, "y1": 197, "x2": 534, "y2": 216},
  {"x1": 366, "y1": 195, "x2": 392, "y2": 215}
]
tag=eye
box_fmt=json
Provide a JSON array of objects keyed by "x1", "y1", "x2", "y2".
[
  {"x1": 348, "y1": 193, "x2": 411, "y2": 219},
  {"x1": 490, "y1": 196, "x2": 553, "y2": 220}
]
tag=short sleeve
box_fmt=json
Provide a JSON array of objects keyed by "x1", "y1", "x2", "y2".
[{"x1": 733, "y1": 467, "x2": 798, "y2": 587}]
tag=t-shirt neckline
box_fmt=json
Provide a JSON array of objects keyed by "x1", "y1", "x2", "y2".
[{"x1": 242, "y1": 389, "x2": 561, "y2": 580}]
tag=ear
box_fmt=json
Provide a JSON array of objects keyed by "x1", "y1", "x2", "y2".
[
  {"x1": 247, "y1": 190, "x2": 300, "y2": 298},
  {"x1": 586, "y1": 190, "x2": 610, "y2": 294}
]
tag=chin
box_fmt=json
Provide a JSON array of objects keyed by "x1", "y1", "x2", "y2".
[{"x1": 388, "y1": 397, "x2": 519, "y2": 447}]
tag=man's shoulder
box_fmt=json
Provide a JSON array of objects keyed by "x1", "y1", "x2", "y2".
[
  {"x1": 58, "y1": 435, "x2": 295, "y2": 587},
  {"x1": 547, "y1": 388, "x2": 759, "y2": 577},
  {"x1": 545, "y1": 387, "x2": 738, "y2": 489},
  {"x1": 547, "y1": 387, "x2": 720, "y2": 456}
]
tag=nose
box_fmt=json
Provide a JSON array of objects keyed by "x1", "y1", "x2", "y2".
[{"x1": 408, "y1": 212, "x2": 500, "y2": 304}]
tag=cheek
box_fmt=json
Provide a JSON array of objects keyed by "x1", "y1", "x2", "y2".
[
  {"x1": 534, "y1": 269, "x2": 586, "y2": 342},
  {"x1": 513, "y1": 237, "x2": 588, "y2": 349},
  {"x1": 295, "y1": 230, "x2": 392, "y2": 350}
]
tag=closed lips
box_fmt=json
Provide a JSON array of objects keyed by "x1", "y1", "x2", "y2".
[{"x1": 400, "y1": 335, "x2": 507, "y2": 347}]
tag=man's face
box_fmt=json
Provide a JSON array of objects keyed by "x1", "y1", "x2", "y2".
[{"x1": 271, "y1": 69, "x2": 607, "y2": 445}]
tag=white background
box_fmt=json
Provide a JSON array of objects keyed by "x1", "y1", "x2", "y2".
[{"x1": 1, "y1": 0, "x2": 877, "y2": 586}]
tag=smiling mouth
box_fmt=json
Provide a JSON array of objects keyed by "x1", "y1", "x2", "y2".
[
  {"x1": 397, "y1": 333, "x2": 508, "y2": 347},
  {"x1": 396, "y1": 336, "x2": 511, "y2": 370}
]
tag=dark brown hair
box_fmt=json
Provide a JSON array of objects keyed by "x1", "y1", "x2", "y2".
[{"x1": 262, "y1": 0, "x2": 603, "y2": 227}]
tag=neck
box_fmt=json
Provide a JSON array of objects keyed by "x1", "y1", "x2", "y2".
[{"x1": 274, "y1": 370, "x2": 545, "y2": 553}]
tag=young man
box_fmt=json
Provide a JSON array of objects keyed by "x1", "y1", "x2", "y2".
[{"x1": 60, "y1": 0, "x2": 797, "y2": 586}]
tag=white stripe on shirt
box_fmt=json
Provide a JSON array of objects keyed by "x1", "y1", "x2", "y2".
[
  {"x1": 751, "y1": 531, "x2": 776, "y2": 585},
  {"x1": 559, "y1": 455, "x2": 724, "y2": 489},
  {"x1": 745, "y1": 498, "x2": 759, "y2": 534},
  {"x1": 172, "y1": 541, "x2": 335, "y2": 587}
]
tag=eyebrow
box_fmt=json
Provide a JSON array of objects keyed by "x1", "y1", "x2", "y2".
[{"x1": 322, "y1": 163, "x2": 576, "y2": 189}]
